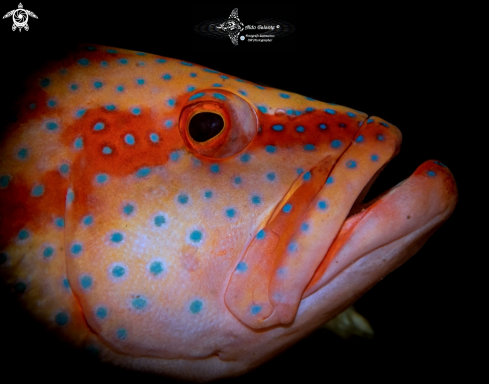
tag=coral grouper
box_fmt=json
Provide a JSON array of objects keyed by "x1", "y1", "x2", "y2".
[{"x1": 0, "y1": 44, "x2": 458, "y2": 381}]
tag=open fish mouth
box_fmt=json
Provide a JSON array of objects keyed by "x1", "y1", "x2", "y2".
[{"x1": 225, "y1": 117, "x2": 457, "y2": 329}]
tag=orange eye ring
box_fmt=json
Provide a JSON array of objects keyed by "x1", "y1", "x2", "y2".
[{"x1": 179, "y1": 90, "x2": 258, "y2": 159}]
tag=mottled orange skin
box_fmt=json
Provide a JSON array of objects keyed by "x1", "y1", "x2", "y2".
[{"x1": 0, "y1": 44, "x2": 457, "y2": 381}]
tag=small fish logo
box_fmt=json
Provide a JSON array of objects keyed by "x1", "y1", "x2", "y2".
[
  {"x1": 215, "y1": 8, "x2": 244, "y2": 46},
  {"x1": 3, "y1": 3, "x2": 37, "y2": 32}
]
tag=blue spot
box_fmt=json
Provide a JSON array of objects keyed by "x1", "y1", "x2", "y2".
[
  {"x1": 296, "y1": 126, "x2": 305, "y2": 132},
  {"x1": 189, "y1": 92, "x2": 204, "y2": 101},
  {"x1": 105, "y1": 104, "x2": 116, "y2": 111},
  {"x1": 347, "y1": 112, "x2": 356, "y2": 117},
  {"x1": 59, "y1": 163, "x2": 70, "y2": 174},
  {"x1": 74, "y1": 137, "x2": 83, "y2": 149},
  {"x1": 190, "y1": 72, "x2": 197, "y2": 77},
  {"x1": 433, "y1": 160, "x2": 447, "y2": 168},
  {"x1": 76, "y1": 109, "x2": 85, "y2": 118},
  {"x1": 13, "y1": 282, "x2": 26, "y2": 294},
  {"x1": 107, "y1": 49, "x2": 117, "y2": 53},
  {"x1": 0, "y1": 252, "x2": 6, "y2": 265},
  {"x1": 78, "y1": 58, "x2": 89, "y2": 66},
  {"x1": 304, "y1": 144, "x2": 315, "y2": 151},
  {"x1": 190, "y1": 300, "x2": 203, "y2": 314},
  {"x1": 94, "y1": 122, "x2": 104, "y2": 131},
  {"x1": 272, "y1": 125, "x2": 284, "y2": 132},
  {"x1": 235, "y1": 78, "x2": 244, "y2": 82},
  {"x1": 170, "y1": 151, "x2": 180, "y2": 162},
  {"x1": 380, "y1": 122, "x2": 389, "y2": 127},
  {"x1": 213, "y1": 93, "x2": 226, "y2": 100},
  {"x1": 288, "y1": 242, "x2": 298, "y2": 252},
  {"x1": 96, "y1": 174, "x2": 108, "y2": 183},
  {"x1": 29, "y1": 103, "x2": 36, "y2": 109},
  {"x1": 226, "y1": 208, "x2": 236, "y2": 218},
  {"x1": 66, "y1": 189, "x2": 75, "y2": 203},
  {"x1": 136, "y1": 78, "x2": 145, "y2": 85},
  {"x1": 71, "y1": 243, "x2": 82, "y2": 255},
  {"x1": 17, "y1": 148, "x2": 28, "y2": 159},
  {"x1": 305, "y1": 107, "x2": 314, "y2": 112},
  {"x1": 240, "y1": 153, "x2": 250, "y2": 162},
  {"x1": 132, "y1": 107, "x2": 141, "y2": 115},
  {"x1": 181, "y1": 61, "x2": 193, "y2": 66},
  {"x1": 47, "y1": 99, "x2": 57, "y2": 107},
  {"x1": 125, "y1": 134, "x2": 135, "y2": 145},
  {"x1": 63, "y1": 278, "x2": 70, "y2": 289},
  {"x1": 43, "y1": 247, "x2": 54, "y2": 258},
  {"x1": 204, "y1": 190, "x2": 213, "y2": 199},
  {"x1": 326, "y1": 176, "x2": 334, "y2": 184},
  {"x1": 117, "y1": 328, "x2": 127, "y2": 340},
  {"x1": 319, "y1": 124, "x2": 327, "y2": 130},
  {"x1": 427, "y1": 170, "x2": 436, "y2": 177},
  {"x1": 83, "y1": 215, "x2": 93, "y2": 225},
  {"x1": 255, "y1": 85, "x2": 265, "y2": 90},
  {"x1": 119, "y1": 58, "x2": 128, "y2": 65},
  {"x1": 0, "y1": 175, "x2": 11, "y2": 188},
  {"x1": 251, "y1": 195, "x2": 261, "y2": 205},
  {"x1": 178, "y1": 194, "x2": 189, "y2": 204},
  {"x1": 377, "y1": 134, "x2": 384, "y2": 141},
  {"x1": 70, "y1": 84, "x2": 78, "y2": 91},
  {"x1": 150, "y1": 261, "x2": 164, "y2": 275},
  {"x1": 305, "y1": 97, "x2": 315, "y2": 101},
  {"x1": 325, "y1": 108, "x2": 336, "y2": 114},
  {"x1": 221, "y1": 75, "x2": 228, "y2": 79},
  {"x1": 256, "y1": 229, "x2": 266, "y2": 239},
  {"x1": 112, "y1": 266, "x2": 125, "y2": 278},
  {"x1": 162, "y1": 73, "x2": 171, "y2": 80},
  {"x1": 371, "y1": 154, "x2": 379, "y2": 162},
  {"x1": 279, "y1": 93, "x2": 290, "y2": 99},
  {"x1": 367, "y1": 119, "x2": 374, "y2": 124},
  {"x1": 267, "y1": 172, "x2": 276, "y2": 181},
  {"x1": 238, "y1": 90, "x2": 247, "y2": 96},
  {"x1": 80, "y1": 275, "x2": 93, "y2": 289},
  {"x1": 154, "y1": 215, "x2": 166, "y2": 227},
  {"x1": 156, "y1": 58, "x2": 166, "y2": 63},
  {"x1": 251, "y1": 305, "x2": 262, "y2": 315},
  {"x1": 212, "y1": 83, "x2": 223, "y2": 87},
  {"x1": 55, "y1": 312, "x2": 69, "y2": 326},
  {"x1": 187, "y1": 86, "x2": 196, "y2": 92},
  {"x1": 168, "y1": 98, "x2": 176, "y2": 107},
  {"x1": 150, "y1": 133, "x2": 159, "y2": 143},
  {"x1": 210, "y1": 164, "x2": 220, "y2": 173},
  {"x1": 318, "y1": 200, "x2": 328, "y2": 210},
  {"x1": 100, "y1": 61, "x2": 108, "y2": 67},
  {"x1": 40, "y1": 78, "x2": 51, "y2": 87},
  {"x1": 331, "y1": 140, "x2": 341, "y2": 149},
  {"x1": 164, "y1": 119, "x2": 173, "y2": 128},
  {"x1": 297, "y1": 168, "x2": 304, "y2": 175},
  {"x1": 346, "y1": 160, "x2": 357, "y2": 168},
  {"x1": 55, "y1": 217, "x2": 64, "y2": 228},
  {"x1": 236, "y1": 262, "x2": 248, "y2": 273},
  {"x1": 32, "y1": 185, "x2": 44, "y2": 197},
  {"x1": 234, "y1": 176, "x2": 242, "y2": 185},
  {"x1": 94, "y1": 81, "x2": 103, "y2": 89},
  {"x1": 303, "y1": 171, "x2": 311, "y2": 181},
  {"x1": 102, "y1": 147, "x2": 112, "y2": 154},
  {"x1": 117, "y1": 85, "x2": 124, "y2": 92},
  {"x1": 123, "y1": 204, "x2": 134, "y2": 215},
  {"x1": 301, "y1": 223, "x2": 309, "y2": 232},
  {"x1": 203, "y1": 68, "x2": 218, "y2": 73},
  {"x1": 266, "y1": 145, "x2": 276, "y2": 153},
  {"x1": 359, "y1": 120, "x2": 364, "y2": 127},
  {"x1": 111, "y1": 232, "x2": 124, "y2": 243},
  {"x1": 356, "y1": 135, "x2": 364, "y2": 143},
  {"x1": 136, "y1": 167, "x2": 151, "y2": 178},
  {"x1": 283, "y1": 204, "x2": 292, "y2": 213},
  {"x1": 96, "y1": 307, "x2": 107, "y2": 319},
  {"x1": 190, "y1": 230, "x2": 202, "y2": 243}
]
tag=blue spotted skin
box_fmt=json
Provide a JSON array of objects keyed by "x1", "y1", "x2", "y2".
[{"x1": 0, "y1": 44, "x2": 458, "y2": 381}]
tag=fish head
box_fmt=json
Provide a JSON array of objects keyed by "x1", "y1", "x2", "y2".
[{"x1": 0, "y1": 44, "x2": 458, "y2": 380}]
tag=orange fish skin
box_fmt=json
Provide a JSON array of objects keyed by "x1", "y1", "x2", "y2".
[{"x1": 0, "y1": 44, "x2": 457, "y2": 381}]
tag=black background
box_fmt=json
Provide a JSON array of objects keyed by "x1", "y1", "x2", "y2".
[{"x1": 1, "y1": 2, "x2": 471, "y2": 382}]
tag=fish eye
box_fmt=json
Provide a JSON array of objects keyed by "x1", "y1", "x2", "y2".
[
  {"x1": 179, "y1": 89, "x2": 258, "y2": 159},
  {"x1": 188, "y1": 112, "x2": 224, "y2": 142}
]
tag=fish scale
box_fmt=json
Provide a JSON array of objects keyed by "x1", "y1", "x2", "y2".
[{"x1": 0, "y1": 44, "x2": 457, "y2": 381}]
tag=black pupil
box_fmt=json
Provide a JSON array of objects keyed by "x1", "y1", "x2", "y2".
[{"x1": 188, "y1": 113, "x2": 224, "y2": 142}]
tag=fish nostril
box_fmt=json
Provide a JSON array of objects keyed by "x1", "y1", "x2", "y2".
[{"x1": 188, "y1": 112, "x2": 224, "y2": 142}]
